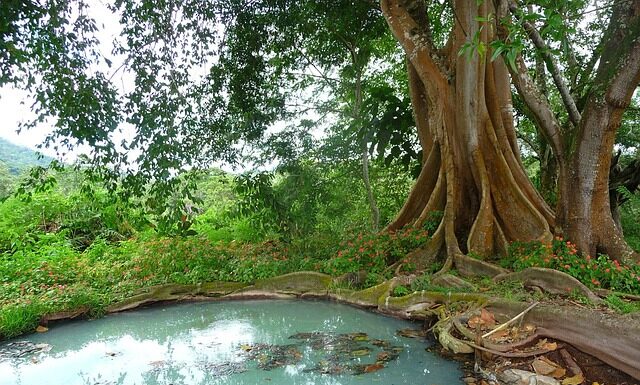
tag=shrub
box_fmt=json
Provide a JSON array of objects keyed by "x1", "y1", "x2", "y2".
[
  {"x1": 392, "y1": 285, "x2": 410, "y2": 297},
  {"x1": 322, "y1": 226, "x2": 430, "y2": 276},
  {"x1": 508, "y1": 237, "x2": 640, "y2": 294}
]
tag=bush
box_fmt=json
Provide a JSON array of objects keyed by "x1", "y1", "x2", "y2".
[
  {"x1": 322, "y1": 226, "x2": 430, "y2": 276},
  {"x1": 508, "y1": 237, "x2": 640, "y2": 294}
]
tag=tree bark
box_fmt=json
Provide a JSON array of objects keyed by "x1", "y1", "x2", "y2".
[
  {"x1": 381, "y1": 0, "x2": 553, "y2": 268},
  {"x1": 353, "y1": 57, "x2": 380, "y2": 231},
  {"x1": 554, "y1": 1, "x2": 640, "y2": 265}
]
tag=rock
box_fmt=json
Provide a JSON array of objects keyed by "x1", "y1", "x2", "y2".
[
  {"x1": 431, "y1": 274, "x2": 478, "y2": 291},
  {"x1": 498, "y1": 369, "x2": 561, "y2": 385}
]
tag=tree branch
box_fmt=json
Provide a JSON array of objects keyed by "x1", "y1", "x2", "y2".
[
  {"x1": 507, "y1": 1, "x2": 581, "y2": 127},
  {"x1": 515, "y1": 131, "x2": 540, "y2": 159},
  {"x1": 291, "y1": 45, "x2": 339, "y2": 92},
  {"x1": 496, "y1": 1, "x2": 564, "y2": 159},
  {"x1": 592, "y1": 0, "x2": 640, "y2": 110},
  {"x1": 380, "y1": 0, "x2": 449, "y2": 94}
]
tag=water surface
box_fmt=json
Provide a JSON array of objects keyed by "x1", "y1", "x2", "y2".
[{"x1": 0, "y1": 300, "x2": 462, "y2": 385}]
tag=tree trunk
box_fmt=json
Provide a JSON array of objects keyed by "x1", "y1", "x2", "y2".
[
  {"x1": 499, "y1": 0, "x2": 640, "y2": 265},
  {"x1": 381, "y1": 0, "x2": 553, "y2": 268},
  {"x1": 532, "y1": 49, "x2": 557, "y2": 205},
  {"x1": 353, "y1": 61, "x2": 380, "y2": 231},
  {"x1": 539, "y1": 143, "x2": 557, "y2": 205},
  {"x1": 554, "y1": 1, "x2": 640, "y2": 265}
]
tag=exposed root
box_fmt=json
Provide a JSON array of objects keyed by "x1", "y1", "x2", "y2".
[
  {"x1": 454, "y1": 254, "x2": 509, "y2": 278},
  {"x1": 432, "y1": 254, "x2": 454, "y2": 279},
  {"x1": 482, "y1": 301, "x2": 538, "y2": 339},
  {"x1": 494, "y1": 267, "x2": 602, "y2": 303},
  {"x1": 463, "y1": 340, "x2": 561, "y2": 358}
]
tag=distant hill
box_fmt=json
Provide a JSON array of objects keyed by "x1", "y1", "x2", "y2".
[{"x1": 0, "y1": 137, "x2": 54, "y2": 174}]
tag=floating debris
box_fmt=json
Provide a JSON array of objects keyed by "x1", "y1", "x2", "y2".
[
  {"x1": 241, "y1": 343, "x2": 303, "y2": 370},
  {"x1": 222, "y1": 331, "x2": 407, "y2": 377},
  {"x1": 0, "y1": 341, "x2": 52, "y2": 361},
  {"x1": 396, "y1": 328, "x2": 427, "y2": 339},
  {"x1": 200, "y1": 361, "x2": 248, "y2": 376}
]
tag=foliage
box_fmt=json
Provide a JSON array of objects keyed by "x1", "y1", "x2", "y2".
[
  {"x1": 604, "y1": 294, "x2": 640, "y2": 314},
  {"x1": 0, "y1": 161, "x2": 17, "y2": 199},
  {"x1": 322, "y1": 227, "x2": 430, "y2": 276},
  {"x1": 507, "y1": 238, "x2": 640, "y2": 294},
  {"x1": 619, "y1": 186, "x2": 640, "y2": 252},
  {"x1": 392, "y1": 285, "x2": 410, "y2": 297}
]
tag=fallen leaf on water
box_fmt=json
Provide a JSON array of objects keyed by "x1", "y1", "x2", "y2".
[
  {"x1": 364, "y1": 363, "x2": 384, "y2": 373},
  {"x1": 351, "y1": 348, "x2": 371, "y2": 357},
  {"x1": 562, "y1": 373, "x2": 585, "y2": 385},
  {"x1": 240, "y1": 344, "x2": 252, "y2": 352},
  {"x1": 35, "y1": 326, "x2": 48, "y2": 333}
]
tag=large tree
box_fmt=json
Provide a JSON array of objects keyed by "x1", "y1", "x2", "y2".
[{"x1": 381, "y1": 0, "x2": 640, "y2": 267}]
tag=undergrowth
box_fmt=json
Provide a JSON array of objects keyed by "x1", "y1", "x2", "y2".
[{"x1": 506, "y1": 237, "x2": 640, "y2": 294}]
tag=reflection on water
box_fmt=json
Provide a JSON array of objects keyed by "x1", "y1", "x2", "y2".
[{"x1": 0, "y1": 300, "x2": 462, "y2": 385}]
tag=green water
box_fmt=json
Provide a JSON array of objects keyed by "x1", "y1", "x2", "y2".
[{"x1": 0, "y1": 300, "x2": 463, "y2": 385}]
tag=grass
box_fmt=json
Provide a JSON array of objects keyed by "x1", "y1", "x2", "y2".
[
  {"x1": 604, "y1": 294, "x2": 640, "y2": 314},
  {"x1": 0, "y1": 234, "x2": 327, "y2": 339}
]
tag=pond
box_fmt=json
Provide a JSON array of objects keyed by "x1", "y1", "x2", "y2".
[{"x1": 0, "y1": 300, "x2": 463, "y2": 385}]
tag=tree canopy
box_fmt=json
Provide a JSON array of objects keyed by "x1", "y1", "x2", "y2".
[{"x1": 1, "y1": 0, "x2": 639, "y2": 264}]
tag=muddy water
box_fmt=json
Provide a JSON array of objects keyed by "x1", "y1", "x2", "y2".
[{"x1": 0, "y1": 300, "x2": 463, "y2": 384}]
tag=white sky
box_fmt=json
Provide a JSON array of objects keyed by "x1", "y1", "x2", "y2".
[
  {"x1": 0, "y1": 0, "x2": 123, "y2": 162},
  {"x1": 0, "y1": 87, "x2": 56, "y2": 155}
]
